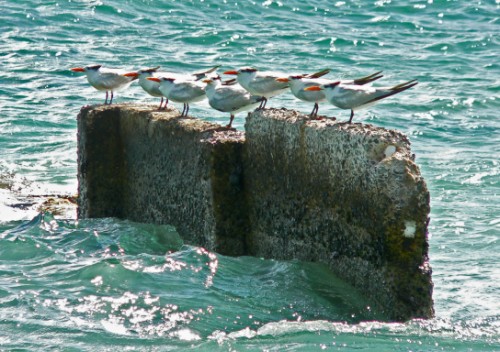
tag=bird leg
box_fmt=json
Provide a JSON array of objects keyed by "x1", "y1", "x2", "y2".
[
  {"x1": 227, "y1": 114, "x2": 235, "y2": 128},
  {"x1": 159, "y1": 97, "x2": 164, "y2": 110},
  {"x1": 309, "y1": 103, "x2": 319, "y2": 119},
  {"x1": 180, "y1": 103, "x2": 190, "y2": 117},
  {"x1": 257, "y1": 98, "x2": 267, "y2": 110},
  {"x1": 348, "y1": 109, "x2": 354, "y2": 123},
  {"x1": 261, "y1": 98, "x2": 268, "y2": 109},
  {"x1": 104, "y1": 91, "x2": 109, "y2": 105},
  {"x1": 109, "y1": 91, "x2": 114, "y2": 104}
]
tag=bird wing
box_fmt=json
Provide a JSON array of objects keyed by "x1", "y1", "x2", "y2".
[
  {"x1": 91, "y1": 70, "x2": 131, "y2": 90},
  {"x1": 138, "y1": 76, "x2": 163, "y2": 97},
  {"x1": 328, "y1": 84, "x2": 382, "y2": 109},
  {"x1": 211, "y1": 86, "x2": 260, "y2": 111},
  {"x1": 329, "y1": 80, "x2": 417, "y2": 110},
  {"x1": 248, "y1": 74, "x2": 289, "y2": 94},
  {"x1": 167, "y1": 81, "x2": 205, "y2": 102}
]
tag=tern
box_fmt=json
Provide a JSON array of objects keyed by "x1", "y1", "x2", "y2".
[
  {"x1": 305, "y1": 79, "x2": 418, "y2": 123},
  {"x1": 276, "y1": 71, "x2": 383, "y2": 118},
  {"x1": 123, "y1": 66, "x2": 167, "y2": 109},
  {"x1": 147, "y1": 76, "x2": 206, "y2": 117},
  {"x1": 70, "y1": 65, "x2": 137, "y2": 104},
  {"x1": 222, "y1": 67, "x2": 289, "y2": 109},
  {"x1": 203, "y1": 76, "x2": 264, "y2": 128},
  {"x1": 123, "y1": 65, "x2": 220, "y2": 110}
]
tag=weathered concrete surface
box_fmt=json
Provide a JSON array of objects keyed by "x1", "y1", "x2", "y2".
[
  {"x1": 77, "y1": 104, "x2": 248, "y2": 255},
  {"x1": 77, "y1": 104, "x2": 433, "y2": 321},
  {"x1": 244, "y1": 108, "x2": 433, "y2": 321}
]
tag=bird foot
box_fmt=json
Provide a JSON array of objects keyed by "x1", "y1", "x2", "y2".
[{"x1": 309, "y1": 116, "x2": 325, "y2": 121}]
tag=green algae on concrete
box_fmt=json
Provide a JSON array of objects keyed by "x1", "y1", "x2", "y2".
[{"x1": 243, "y1": 108, "x2": 433, "y2": 321}]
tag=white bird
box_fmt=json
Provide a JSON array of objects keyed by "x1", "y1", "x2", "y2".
[
  {"x1": 70, "y1": 65, "x2": 137, "y2": 104},
  {"x1": 223, "y1": 67, "x2": 293, "y2": 109},
  {"x1": 203, "y1": 76, "x2": 264, "y2": 128},
  {"x1": 147, "y1": 76, "x2": 206, "y2": 117},
  {"x1": 123, "y1": 66, "x2": 167, "y2": 109},
  {"x1": 305, "y1": 79, "x2": 418, "y2": 123},
  {"x1": 123, "y1": 66, "x2": 220, "y2": 110},
  {"x1": 276, "y1": 71, "x2": 383, "y2": 118}
]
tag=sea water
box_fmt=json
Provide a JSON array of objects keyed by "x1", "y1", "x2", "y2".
[{"x1": 0, "y1": 0, "x2": 499, "y2": 350}]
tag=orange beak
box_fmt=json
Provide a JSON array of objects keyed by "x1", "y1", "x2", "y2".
[
  {"x1": 147, "y1": 77, "x2": 161, "y2": 82},
  {"x1": 71, "y1": 67, "x2": 85, "y2": 72},
  {"x1": 275, "y1": 77, "x2": 289, "y2": 83},
  {"x1": 223, "y1": 70, "x2": 239, "y2": 75},
  {"x1": 202, "y1": 78, "x2": 212, "y2": 83},
  {"x1": 304, "y1": 86, "x2": 322, "y2": 91},
  {"x1": 123, "y1": 72, "x2": 139, "y2": 78}
]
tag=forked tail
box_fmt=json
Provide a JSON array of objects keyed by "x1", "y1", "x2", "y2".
[
  {"x1": 353, "y1": 71, "x2": 384, "y2": 85},
  {"x1": 193, "y1": 65, "x2": 222, "y2": 80},
  {"x1": 366, "y1": 79, "x2": 418, "y2": 104},
  {"x1": 307, "y1": 68, "x2": 331, "y2": 79},
  {"x1": 142, "y1": 66, "x2": 161, "y2": 74}
]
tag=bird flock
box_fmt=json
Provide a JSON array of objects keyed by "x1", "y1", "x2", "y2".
[{"x1": 70, "y1": 64, "x2": 417, "y2": 128}]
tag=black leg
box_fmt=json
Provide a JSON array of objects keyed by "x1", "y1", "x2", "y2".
[
  {"x1": 309, "y1": 103, "x2": 318, "y2": 119},
  {"x1": 164, "y1": 98, "x2": 169, "y2": 110},
  {"x1": 348, "y1": 109, "x2": 354, "y2": 123},
  {"x1": 159, "y1": 97, "x2": 163, "y2": 110},
  {"x1": 109, "y1": 91, "x2": 114, "y2": 104},
  {"x1": 227, "y1": 114, "x2": 235, "y2": 128},
  {"x1": 104, "y1": 91, "x2": 108, "y2": 105},
  {"x1": 261, "y1": 98, "x2": 268, "y2": 109},
  {"x1": 185, "y1": 103, "x2": 189, "y2": 117},
  {"x1": 181, "y1": 103, "x2": 186, "y2": 116}
]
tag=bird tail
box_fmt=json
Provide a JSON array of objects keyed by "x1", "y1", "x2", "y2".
[
  {"x1": 222, "y1": 78, "x2": 238, "y2": 86},
  {"x1": 391, "y1": 79, "x2": 418, "y2": 91},
  {"x1": 365, "y1": 79, "x2": 418, "y2": 105},
  {"x1": 142, "y1": 66, "x2": 161, "y2": 74},
  {"x1": 203, "y1": 65, "x2": 221, "y2": 74},
  {"x1": 307, "y1": 68, "x2": 331, "y2": 79},
  {"x1": 193, "y1": 65, "x2": 221, "y2": 80},
  {"x1": 352, "y1": 71, "x2": 384, "y2": 85}
]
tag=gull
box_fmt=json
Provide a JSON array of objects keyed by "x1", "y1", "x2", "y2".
[
  {"x1": 70, "y1": 65, "x2": 137, "y2": 104},
  {"x1": 203, "y1": 76, "x2": 264, "y2": 128},
  {"x1": 223, "y1": 67, "x2": 295, "y2": 109},
  {"x1": 305, "y1": 79, "x2": 418, "y2": 123},
  {"x1": 276, "y1": 71, "x2": 383, "y2": 118},
  {"x1": 123, "y1": 65, "x2": 220, "y2": 110},
  {"x1": 147, "y1": 76, "x2": 206, "y2": 117}
]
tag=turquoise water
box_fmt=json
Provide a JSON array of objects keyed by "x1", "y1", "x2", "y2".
[{"x1": 1, "y1": 0, "x2": 499, "y2": 350}]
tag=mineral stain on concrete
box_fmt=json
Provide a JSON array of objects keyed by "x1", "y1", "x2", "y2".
[{"x1": 77, "y1": 104, "x2": 433, "y2": 321}]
